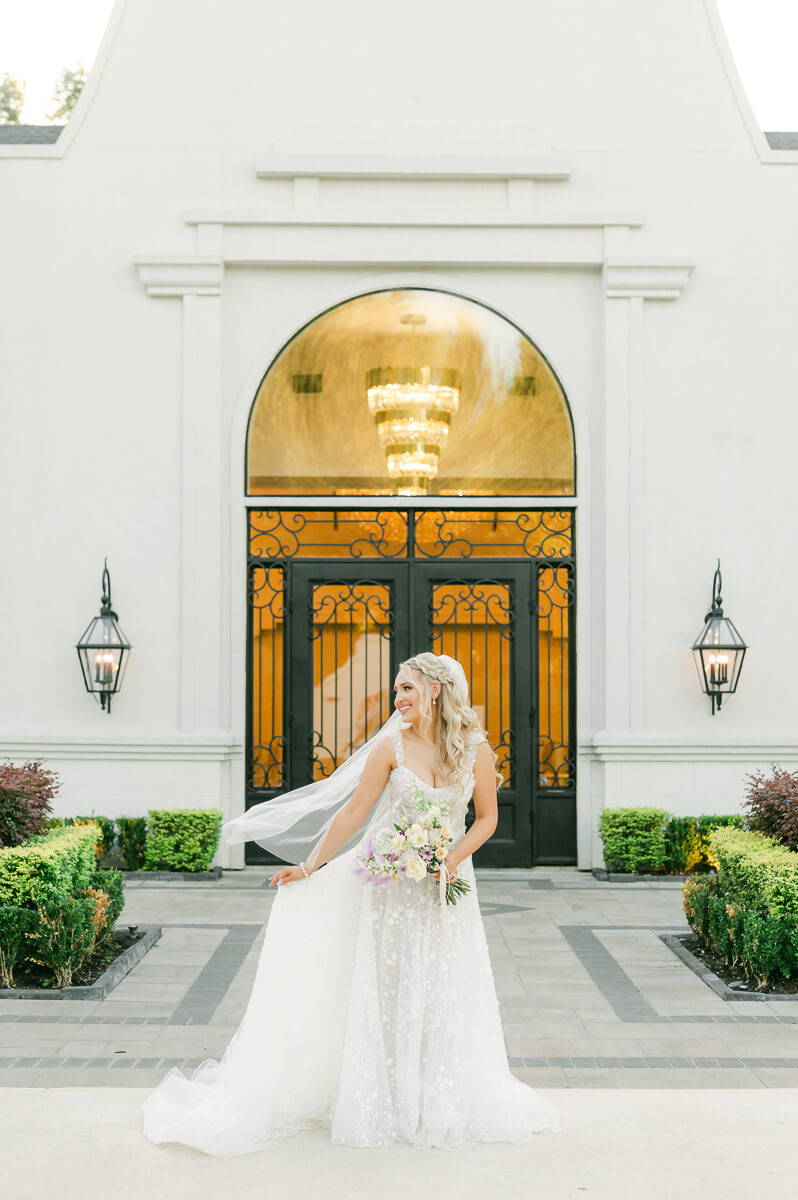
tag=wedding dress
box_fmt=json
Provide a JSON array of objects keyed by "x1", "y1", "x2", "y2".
[{"x1": 142, "y1": 725, "x2": 561, "y2": 1154}]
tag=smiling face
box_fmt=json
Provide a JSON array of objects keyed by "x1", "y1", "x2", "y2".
[
  {"x1": 393, "y1": 667, "x2": 440, "y2": 726},
  {"x1": 393, "y1": 668, "x2": 422, "y2": 723}
]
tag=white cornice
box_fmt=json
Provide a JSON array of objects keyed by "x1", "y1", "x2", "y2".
[
  {"x1": 254, "y1": 150, "x2": 571, "y2": 181},
  {"x1": 604, "y1": 258, "x2": 694, "y2": 300},
  {"x1": 133, "y1": 255, "x2": 223, "y2": 297},
  {"x1": 0, "y1": 734, "x2": 243, "y2": 762},
  {"x1": 581, "y1": 734, "x2": 798, "y2": 763},
  {"x1": 183, "y1": 209, "x2": 643, "y2": 230}
]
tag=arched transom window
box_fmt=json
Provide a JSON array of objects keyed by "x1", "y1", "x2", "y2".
[{"x1": 246, "y1": 289, "x2": 574, "y2": 497}]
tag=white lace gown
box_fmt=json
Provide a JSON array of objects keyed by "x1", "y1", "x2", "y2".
[{"x1": 141, "y1": 731, "x2": 561, "y2": 1154}]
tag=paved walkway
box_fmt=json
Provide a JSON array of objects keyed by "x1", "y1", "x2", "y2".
[
  {"x1": 2, "y1": 868, "x2": 797, "y2": 1197},
  {"x1": 3, "y1": 866, "x2": 798, "y2": 1089}
]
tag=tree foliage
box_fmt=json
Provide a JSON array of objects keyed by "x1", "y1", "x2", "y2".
[
  {"x1": 0, "y1": 74, "x2": 25, "y2": 123},
  {"x1": 47, "y1": 64, "x2": 87, "y2": 122}
]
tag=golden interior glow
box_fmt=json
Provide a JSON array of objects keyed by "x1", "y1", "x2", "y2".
[
  {"x1": 247, "y1": 290, "x2": 574, "y2": 496},
  {"x1": 248, "y1": 512, "x2": 572, "y2": 797}
]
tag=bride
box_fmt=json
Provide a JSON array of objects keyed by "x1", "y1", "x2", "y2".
[{"x1": 142, "y1": 652, "x2": 560, "y2": 1153}]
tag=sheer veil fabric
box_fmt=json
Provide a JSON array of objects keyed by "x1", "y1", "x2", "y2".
[
  {"x1": 141, "y1": 654, "x2": 561, "y2": 1154},
  {"x1": 220, "y1": 653, "x2": 470, "y2": 870}
]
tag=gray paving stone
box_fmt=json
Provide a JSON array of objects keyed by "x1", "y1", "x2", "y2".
[{"x1": 7, "y1": 865, "x2": 798, "y2": 1090}]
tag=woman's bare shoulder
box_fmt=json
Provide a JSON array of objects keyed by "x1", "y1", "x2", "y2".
[{"x1": 368, "y1": 735, "x2": 397, "y2": 771}]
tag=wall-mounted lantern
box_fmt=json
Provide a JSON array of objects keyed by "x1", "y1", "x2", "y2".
[
  {"x1": 75, "y1": 559, "x2": 131, "y2": 713},
  {"x1": 691, "y1": 560, "x2": 747, "y2": 715}
]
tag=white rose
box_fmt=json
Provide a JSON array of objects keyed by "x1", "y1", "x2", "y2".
[
  {"x1": 404, "y1": 857, "x2": 427, "y2": 881},
  {"x1": 389, "y1": 832, "x2": 405, "y2": 853},
  {"x1": 406, "y1": 823, "x2": 427, "y2": 848}
]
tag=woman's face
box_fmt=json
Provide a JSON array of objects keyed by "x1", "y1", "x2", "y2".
[{"x1": 394, "y1": 670, "x2": 423, "y2": 723}]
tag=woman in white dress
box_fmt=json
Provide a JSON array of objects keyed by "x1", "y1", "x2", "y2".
[{"x1": 142, "y1": 652, "x2": 560, "y2": 1154}]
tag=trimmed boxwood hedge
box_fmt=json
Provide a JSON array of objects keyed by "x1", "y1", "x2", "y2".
[
  {"x1": 40, "y1": 809, "x2": 224, "y2": 873},
  {"x1": 598, "y1": 806, "x2": 744, "y2": 875},
  {"x1": 598, "y1": 807, "x2": 670, "y2": 874},
  {"x1": 47, "y1": 815, "x2": 116, "y2": 859},
  {"x1": 0, "y1": 823, "x2": 125, "y2": 988},
  {"x1": 0, "y1": 824, "x2": 99, "y2": 908},
  {"x1": 682, "y1": 827, "x2": 798, "y2": 987},
  {"x1": 143, "y1": 808, "x2": 223, "y2": 873}
]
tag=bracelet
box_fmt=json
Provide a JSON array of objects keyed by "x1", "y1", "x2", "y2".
[{"x1": 299, "y1": 861, "x2": 309, "y2": 878}]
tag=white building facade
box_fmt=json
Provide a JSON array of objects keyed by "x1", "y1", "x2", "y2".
[{"x1": 3, "y1": 0, "x2": 797, "y2": 869}]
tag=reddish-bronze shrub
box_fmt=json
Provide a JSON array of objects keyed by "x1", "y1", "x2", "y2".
[
  {"x1": 0, "y1": 760, "x2": 59, "y2": 848},
  {"x1": 743, "y1": 765, "x2": 798, "y2": 852}
]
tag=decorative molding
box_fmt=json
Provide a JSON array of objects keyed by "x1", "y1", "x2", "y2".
[
  {"x1": 255, "y1": 150, "x2": 572, "y2": 181},
  {"x1": 604, "y1": 259, "x2": 694, "y2": 300},
  {"x1": 580, "y1": 736, "x2": 798, "y2": 763},
  {"x1": 133, "y1": 256, "x2": 223, "y2": 297},
  {"x1": 0, "y1": 736, "x2": 243, "y2": 762},
  {"x1": 184, "y1": 209, "x2": 642, "y2": 230}
]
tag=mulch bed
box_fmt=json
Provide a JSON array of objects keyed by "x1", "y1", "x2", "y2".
[
  {"x1": 7, "y1": 927, "x2": 143, "y2": 991},
  {"x1": 681, "y1": 933, "x2": 798, "y2": 996}
]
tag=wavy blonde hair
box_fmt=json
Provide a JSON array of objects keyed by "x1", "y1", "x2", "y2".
[{"x1": 397, "y1": 652, "x2": 501, "y2": 791}]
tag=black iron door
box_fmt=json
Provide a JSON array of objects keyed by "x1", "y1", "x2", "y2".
[
  {"x1": 284, "y1": 561, "x2": 534, "y2": 867},
  {"x1": 288, "y1": 563, "x2": 408, "y2": 787},
  {"x1": 246, "y1": 508, "x2": 576, "y2": 867},
  {"x1": 412, "y1": 563, "x2": 532, "y2": 867}
]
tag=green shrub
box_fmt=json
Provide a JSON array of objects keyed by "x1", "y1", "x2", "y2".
[
  {"x1": 116, "y1": 816, "x2": 147, "y2": 870},
  {"x1": 663, "y1": 813, "x2": 744, "y2": 874},
  {"x1": 47, "y1": 815, "x2": 116, "y2": 860},
  {"x1": 144, "y1": 808, "x2": 222, "y2": 873},
  {"x1": 598, "y1": 807, "x2": 670, "y2": 874},
  {"x1": 0, "y1": 760, "x2": 59, "y2": 847},
  {"x1": 0, "y1": 906, "x2": 37, "y2": 988},
  {"x1": 92, "y1": 867, "x2": 125, "y2": 927},
  {"x1": 710, "y1": 826, "x2": 798, "y2": 919},
  {"x1": 23, "y1": 897, "x2": 99, "y2": 988},
  {"x1": 0, "y1": 825, "x2": 99, "y2": 909},
  {"x1": 681, "y1": 828, "x2": 798, "y2": 986},
  {"x1": 0, "y1": 843, "x2": 126, "y2": 990}
]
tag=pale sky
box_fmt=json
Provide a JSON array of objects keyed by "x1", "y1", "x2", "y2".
[{"x1": 1, "y1": 0, "x2": 798, "y2": 129}]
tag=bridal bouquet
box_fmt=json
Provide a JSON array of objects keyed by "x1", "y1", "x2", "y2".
[{"x1": 353, "y1": 781, "x2": 471, "y2": 905}]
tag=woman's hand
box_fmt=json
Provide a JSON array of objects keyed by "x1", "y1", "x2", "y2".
[
  {"x1": 268, "y1": 864, "x2": 310, "y2": 887},
  {"x1": 433, "y1": 854, "x2": 458, "y2": 883}
]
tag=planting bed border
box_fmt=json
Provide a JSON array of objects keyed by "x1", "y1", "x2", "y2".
[
  {"x1": 0, "y1": 924, "x2": 162, "y2": 1001},
  {"x1": 592, "y1": 869, "x2": 690, "y2": 882},
  {"x1": 119, "y1": 866, "x2": 223, "y2": 881},
  {"x1": 660, "y1": 931, "x2": 798, "y2": 1003}
]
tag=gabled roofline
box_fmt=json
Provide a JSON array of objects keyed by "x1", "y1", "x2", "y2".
[
  {"x1": 0, "y1": 0, "x2": 127, "y2": 159},
  {"x1": 1, "y1": 1, "x2": 794, "y2": 166},
  {"x1": 703, "y1": 0, "x2": 798, "y2": 165}
]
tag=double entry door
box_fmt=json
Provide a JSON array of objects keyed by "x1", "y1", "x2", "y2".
[
  {"x1": 288, "y1": 561, "x2": 530, "y2": 867},
  {"x1": 247, "y1": 534, "x2": 576, "y2": 867}
]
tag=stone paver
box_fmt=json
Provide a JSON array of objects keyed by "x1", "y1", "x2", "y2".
[{"x1": 1, "y1": 867, "x2": 797, "y2": 1090}]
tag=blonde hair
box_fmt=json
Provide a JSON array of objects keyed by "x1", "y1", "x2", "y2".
[{"x1": 396, "y1": 652, "x2": 501, "y2": 791}]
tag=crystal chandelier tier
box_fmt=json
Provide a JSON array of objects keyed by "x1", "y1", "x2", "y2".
[{"x1": 366, "y1": 365, "x2": 461, "y2": 496}]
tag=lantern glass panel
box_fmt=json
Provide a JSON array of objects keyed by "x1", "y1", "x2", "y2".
[{"x1": 77, "y1": 615, "x2": 130, "y2": 694}]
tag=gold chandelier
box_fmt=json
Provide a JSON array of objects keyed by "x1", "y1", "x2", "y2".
[{"x1": 366, "y1": 317, "x2": 461, "y2": 496}]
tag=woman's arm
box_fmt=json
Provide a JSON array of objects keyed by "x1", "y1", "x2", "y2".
[
  {"x1": 440, "y1": 741, "x2": 498, "y2": 875},
  {"x1": 269, "y1": 737, "x2": 395, "y2": 887}
]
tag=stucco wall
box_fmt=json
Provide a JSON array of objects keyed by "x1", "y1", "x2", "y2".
[{"x1": 2, "y1": 0, "x2": 798, "y2": 867}]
